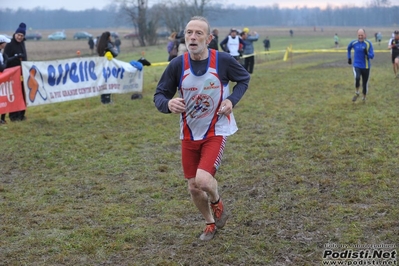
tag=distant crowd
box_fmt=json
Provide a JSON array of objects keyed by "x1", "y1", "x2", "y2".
[
  {"x1": 2, "y1": 21, "x2": 399, "y2": 125},
  {"x1": 166, "y1": 27, "x2": 271, "y2": 74}
]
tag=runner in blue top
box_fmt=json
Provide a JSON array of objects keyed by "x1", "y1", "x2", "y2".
[{"x1": 347, "y1": 29, "x2": 374, "y2": 102}]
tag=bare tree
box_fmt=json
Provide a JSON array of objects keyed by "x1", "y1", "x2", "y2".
[
  {"x1": 116, "y1": 0, "x2": 214, "y2": 46},
  {"x1": 367, "y1": 0, "x2": 391, "y2": 7},
  {"x1": 158, "y1": 0, "x2": 214, "y2": 34},
  {"x1": 117, "y1": 0, "x2": 158, "y2": 46},
  {"x1": 189, "y1": 0, "x2": 213, "y2": 16},
  {"x1": 154, "y1": 1, "x2": 189, "y2": 33}
]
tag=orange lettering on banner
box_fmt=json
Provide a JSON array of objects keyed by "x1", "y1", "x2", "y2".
[
  {"x1": 28, "y1": 67, "x2": 39, "y2": 102},
  {"x1": 0, "y1": 66, "x2": 26, "y2": 114}
]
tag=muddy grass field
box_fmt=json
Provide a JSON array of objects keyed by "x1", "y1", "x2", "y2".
[{"x1": 1, "y1": 26, "x2": 398, "y2": 265}]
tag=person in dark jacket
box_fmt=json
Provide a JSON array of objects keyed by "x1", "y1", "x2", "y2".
[
  {"x1": 114, "y1": 36, "x2": 121, "y2": 53},
  {"x1": 208, "y1": 28, "x2": 219, "y2": 50},
  {"x1": 97, "y1": 31, "x2": 118, "y2": 104},
  {"x1": 88, "y1": 37, "x2": 94, "y2": 55},
  {"x1": 263, "y1": 36, "x2": 270, "y2": 51},
  {"x1": 3, "y1": 23, "x2": 28, "y2": 122}
]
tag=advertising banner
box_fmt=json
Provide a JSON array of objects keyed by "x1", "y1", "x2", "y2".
[
  {"x1": 0, "y1": 66, "x2": 26, "y2": 114},
  {"x1": 21, "y1": 57, "x2": 143, "y2": 107}
]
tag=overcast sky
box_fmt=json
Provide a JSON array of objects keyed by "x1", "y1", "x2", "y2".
[{"x1": 2, "y1": 0, "x2": 371, "y2": 11}]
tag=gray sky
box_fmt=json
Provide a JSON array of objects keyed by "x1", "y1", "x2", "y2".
[{"x1": 2, "y1": 0, "x2": 370, "y2": 11}]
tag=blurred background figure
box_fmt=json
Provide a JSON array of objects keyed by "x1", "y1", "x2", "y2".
[
  {"x1": 263, "y1": 36, "x2": 270, "y2": 51},
  {"x1": 377, "y1": 32, "x2": 382, "y2": 46},
  {"x1": 97, "y1": 31, "x2": 118, "y2": 104},
  {"x1": 0, "y1": 35, "x2": 11, "y2": 72},
  {"x1": 177, "y1": 37, "x2": 188, "y2": 56},
  {"x1": 208, "y1": 28, "x2": 219, "y2": 50},
  {"x1": 334, "y1": 33, "x2": 340, "y2": 48},
  {"x1": 0, "y1": 34, "x2": 11, "y2": 125},
  {"x1": 240, "y1": 29, "x2": 259, "y2": 74},
  {"x1": 167, "y1": 32, "x2": 178, "y2": 61},
  {"x1": 114, "y1": 36, "x2": 121, "y2": 53},
  {"x1": 220, "y1": 28, "x2": 246, "y2": 61},
  {"x1": 88, "y1": 37, "x2": 94, "y2": 55},
  {"x1": 388, "y1": 30, "x2": 399, "y2": 78}
]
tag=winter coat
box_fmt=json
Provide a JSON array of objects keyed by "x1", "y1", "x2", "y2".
[{"x1": 4, "y1": 34, "x2": 27, "y2": 68}]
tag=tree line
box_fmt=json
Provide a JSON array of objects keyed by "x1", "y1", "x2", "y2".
[{"x1": 1, "y1": 2, "x2": 398, "y2": 46}]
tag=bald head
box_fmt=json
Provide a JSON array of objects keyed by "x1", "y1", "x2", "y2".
[{"x1": 357, "y1": 29, "x2": 366, "y2": 42}]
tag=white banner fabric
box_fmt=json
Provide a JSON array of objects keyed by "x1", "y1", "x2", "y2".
[{"x1": 21, "y1": 57, "x2": 143, "y2": 107}]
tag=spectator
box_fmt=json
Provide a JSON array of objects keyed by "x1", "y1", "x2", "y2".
[
  {"x1": 377, "y1": 32, "x2": 382, "y2": 46},
  {"x1": 347, "y1": 29, "x2": 374, "y2": 102},
  {"x1": 263, "y1": 36, "x2": 270, "y2": 51},
  {"x1": 0, "y1": 35, "x2": 11, "y2": 72},
  {"x1": 176, "y1": 30, "x2": 184, "y2": 40},
  {"x1": 3, "y1": 22, "x2": 28, "y2": 122},
  {"x1": 240, "y1": 30, "x2": 259, "y2": 74},
  {"x1": 177, "y1": 37, "x2": 188, "y2": 56},
  {"x1": 114, "y1": 36, "x2": 121, "y2": 53},
  {"x1": 334, "y1": 33, "x2": 340, "y2": 48},
  {"x1": 94, "y1": 36, "x2": 99, "y2": 48},
  {"x1": 388, "y1": 30, "x2": 399, "y2": 78},
  {"x1": 97, "y1": 31, "x2": 118, "y2": 104},
  {"x1": 208, "y1": 28, "x2": 219, "y2": 50},
  {"x1": 220, "y1": 28, "x2": 246, "y2": 61},
  {"x1": 153, "y1": 16, "x2": 250, "y2": 241},
  {"x1": 88, "y1": 37, "x2": 94, "y2": 55},
  {"x1": 0, "y1": 34, "x2": 11, "y2": 124},
  {"x1": 167, "y1": 32, "x2": 179, "y2": 61}
]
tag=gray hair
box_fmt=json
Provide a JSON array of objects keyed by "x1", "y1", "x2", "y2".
[{"x1": 188, "y1": 16, "x2": 211, "y2": 35}]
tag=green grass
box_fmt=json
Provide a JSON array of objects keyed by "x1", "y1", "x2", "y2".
[{"x1": 1, "y1": 31, "x2": 398, "y2": 265}]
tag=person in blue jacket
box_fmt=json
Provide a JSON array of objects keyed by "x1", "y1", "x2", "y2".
[
  {"x1": 240, "y1": 30, "x2": 259, "y2": 74},
  {"x1": 347, "y1": 29, "x2": 374, "y2": 102}
]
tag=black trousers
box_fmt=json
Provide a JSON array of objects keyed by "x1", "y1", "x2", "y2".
[
  {"x1": 7, "y1": 81, "x2": 27, "y2": 121},
  {"x1": 353, "y1": 67, "x2": 370, "y2": 95},
  {"x1": 9, "y1": 110, "x2": 26, "y2": 121},
  {"x1": 244, "y1": 56, "x2": 255, "y2": 74}
]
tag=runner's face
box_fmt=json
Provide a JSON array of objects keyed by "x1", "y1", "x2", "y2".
[
  {"x1": 185, "y1": 20, "x2": 211, "y2": 56},
  {"x1": 357, "y1": 30, "x2": 365, "y2": 42}
]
